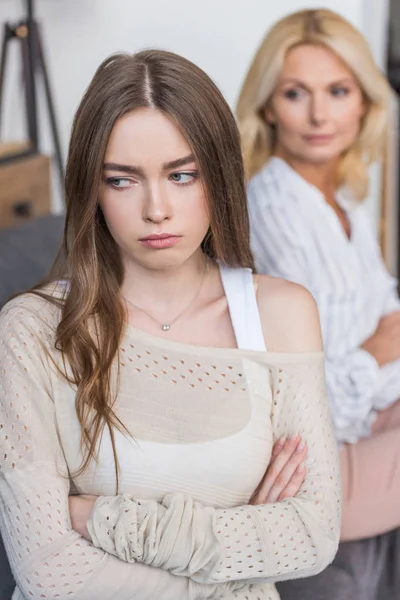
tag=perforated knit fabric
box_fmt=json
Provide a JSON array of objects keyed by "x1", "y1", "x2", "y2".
[
  {"x1": 0, "y1": 296, "x2": 245, "y2": 600},
  {"x1": 87, "y1": 360, "x2": 341, "y2": 585},
  {"x1": 0, "y1": 292, "x2": 340, "y2": 600}
]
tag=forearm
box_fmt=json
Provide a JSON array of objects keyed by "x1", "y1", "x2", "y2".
[
  {"x1": 361, "y1": 338, "x2": 388, "y2": 368},
  {"x1": 87, "y1": 485, "x2": 339, "y2": 585},
  {"x1": 1, "y1": 466, "x2": 244, "y2": 600},
  {"x1": 324, "y1": 349, "x2": 381, "y2": 441}
]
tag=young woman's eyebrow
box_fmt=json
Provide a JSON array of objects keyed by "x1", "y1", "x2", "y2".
[
  {"x1": 103, "y1": 162, "x2": 144, "y2": 177},
  {"x1": 103, "y1": 155, "x2": 196, "y2": 178},
  {"x1": 162, "y1": 154, "x2": 196, "y2": 170}
]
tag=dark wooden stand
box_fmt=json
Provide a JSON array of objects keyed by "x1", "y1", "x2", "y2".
[{"x1": 0, "y1": 0, "x2": 64, "y2": 194}]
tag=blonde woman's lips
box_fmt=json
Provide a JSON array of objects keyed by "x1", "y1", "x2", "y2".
[{"x1": 302, "y1": 134, "x2": 334, "y2": 144}]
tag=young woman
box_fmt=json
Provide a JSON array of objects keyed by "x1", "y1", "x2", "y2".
[
  {"x1": 237, "y1": 8, "x2": 399, "y2": 544},
  {"x1": 0, "y1": 49, "x2": 340, "y2": 600}
]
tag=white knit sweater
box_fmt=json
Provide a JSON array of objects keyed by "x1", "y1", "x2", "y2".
[{"x1": 0, "y1": 292, "x2": 340, "y2": 600}]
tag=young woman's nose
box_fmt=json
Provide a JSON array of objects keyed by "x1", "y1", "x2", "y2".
[{"x1": 143, "y1": 183, "x2": 172, "y2": 223}]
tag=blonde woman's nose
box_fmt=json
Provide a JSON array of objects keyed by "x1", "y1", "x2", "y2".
[{"x1": 310, "y1": 93, "x2": 328, "y2": 126}]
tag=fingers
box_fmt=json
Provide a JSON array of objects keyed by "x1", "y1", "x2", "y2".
[
  {"x1": 264, "y1": 441, "x2": 307, "y2": 503},
  {"x1": 278, "y1": 462, "x2": 307, "y2": 501},
  {"x1": 249, "y1": 438, "x2": 287, "y2": 504},
  {"x1": 271, "y1": 437, "x2": 286, "y2": 460},
  {"x1": 252, "y1": 436, "x2": 307, "y2": 505},
  {"x1": 249, "y1": 437, "x2": 288, "y2": 503}
]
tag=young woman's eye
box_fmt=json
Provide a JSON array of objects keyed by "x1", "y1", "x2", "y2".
[
  {"x1": 169, "y1": 172, "x2": 197, "y2": 185},
  {"x1": 106, "y1": 177, "x2": 132, "y2": 189},
  {"x1": 331, "y1": 86, "x2": 349, "y2": 97}
]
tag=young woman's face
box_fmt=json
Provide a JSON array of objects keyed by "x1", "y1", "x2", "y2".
[
  {"x1": 99, "y1": 108, "x2": 209, "y2": 271},
  {"x1": 266, "y1": 44, "x2": 366, "y2": 166}
]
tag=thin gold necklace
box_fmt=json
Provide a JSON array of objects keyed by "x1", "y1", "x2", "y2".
[{"x1": 123, "y1": 259, "x2": 209, "y2": 331}]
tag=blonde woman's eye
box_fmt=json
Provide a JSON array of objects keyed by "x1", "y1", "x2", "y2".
[
  {"x1": 107, "y1": 177, "x2": 132, "y2": 189},
  {"x1": 283, "y1": 88, "x2": 304, "y2": 101},
  {"x1": 331, "y1": 87, "x2": 349, "y2": 97},
  {"x1": 170, "y1": 172, "x2": 197, "y2": 184}
]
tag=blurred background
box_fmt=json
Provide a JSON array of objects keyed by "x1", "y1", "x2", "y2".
[
  {"x1": 0, "y1": 0, "x2": 398, "y2": 306},
  {"x1": 0, "y1": 2, "x2": 399, "y2": 598}
]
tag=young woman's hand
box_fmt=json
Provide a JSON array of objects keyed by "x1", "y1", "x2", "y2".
[
  {"x1": 68, "y1": 494, "x2": 98, "y2": 540},
  {"x1": 250, "y1": 435, "x2": 307, "y2": 505}
]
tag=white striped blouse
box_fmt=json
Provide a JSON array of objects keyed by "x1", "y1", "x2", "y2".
[{"x1": 248, "y1": 157, "x2": 400, "y2": 444}]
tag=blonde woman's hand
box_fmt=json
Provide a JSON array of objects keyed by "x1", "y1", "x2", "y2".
[
  {"x1": 361, "y1": 311, "x2": 400, "y2": 367},
  {"x1": 69, "y1": 494, "x2": 98, "y2": 540},
  {"x1": 250, "y1": 435, "x2": 307, "y2": 505}
]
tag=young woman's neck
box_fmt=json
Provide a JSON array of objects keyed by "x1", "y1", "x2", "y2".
[
  {"x1": 120, "y1": 249, "x2": 209, "y2": 311},
  {"x1": 275, "y1": 150, "x2": 338, "y2": 198}
]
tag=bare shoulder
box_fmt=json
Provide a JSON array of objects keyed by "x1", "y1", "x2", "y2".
[{"x1": 255, "y1": 274, "x2": 323, "y2": 353}]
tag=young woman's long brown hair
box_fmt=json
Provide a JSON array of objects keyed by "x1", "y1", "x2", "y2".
[{"x1": 31, "y1": 49, "x2": 254, "y2": 486}]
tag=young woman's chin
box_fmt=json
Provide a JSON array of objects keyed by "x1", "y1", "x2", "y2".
[{"x1": 124, "y1": 247, "x2": 201, "y2": 273}]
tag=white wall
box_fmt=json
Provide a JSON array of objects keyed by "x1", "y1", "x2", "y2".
[{"x1": 0, "y1": 0, "x2": 388, "y2": 214}]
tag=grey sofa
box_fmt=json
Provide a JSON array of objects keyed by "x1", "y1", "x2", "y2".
[
  {"x1": 0, "y1": 214, "x2": 64, "y2": 308},
  {"x1": 277, "y1": 529, "x2": 400, "y2": 600},
  {"x1": 0, "y1": 214, "x2": 64, "y2": 599}
]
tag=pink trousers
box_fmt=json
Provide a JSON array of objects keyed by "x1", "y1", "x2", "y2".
[{"x1": 340, "y1": 398, "x2": 400, "y2": 541}]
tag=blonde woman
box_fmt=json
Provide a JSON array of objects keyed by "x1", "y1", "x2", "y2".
[{"x1": 237, "y1": 8, "x2": 400, "y2": 547}]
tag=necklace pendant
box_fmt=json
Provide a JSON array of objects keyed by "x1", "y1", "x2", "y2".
[{"x1": 162, "y1": 324, "x2": 170, "y2": 331}]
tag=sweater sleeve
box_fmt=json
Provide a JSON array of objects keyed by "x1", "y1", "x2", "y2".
[
  {"x1": 87, "y1": 355, "x2": 341, "y2": 585},
  {"x1": 0, "y1": 298, "x2": 242, "y2": 600}
]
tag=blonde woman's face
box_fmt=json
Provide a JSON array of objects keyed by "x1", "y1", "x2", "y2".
[{"x1": 266, "y1": 44, "x2": 365, "y2": 166}]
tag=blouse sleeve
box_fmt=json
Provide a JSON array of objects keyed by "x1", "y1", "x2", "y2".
[
  {"x1": 86, "y1": 355, "x2": 341, "y2": 585},
  {"x1": 247, "y1": 194, "x2": 388, "y2": 443},
  {"x1": 381, "y1": 271, "x2": 400, "y2": 316},
  {"x1": 323, "y1": 350, "x2": 381, "y2": 443},
  {"x1": 357, "y1": 206, "x2": 400, "y2": 317},
  {"x1": 0, "y1": 298, "x2": 242, "y2": 600}
]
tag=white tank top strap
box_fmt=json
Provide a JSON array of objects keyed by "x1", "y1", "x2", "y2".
[{"x1": 219, "y1": 264, "x2": 267, "y2": 352}]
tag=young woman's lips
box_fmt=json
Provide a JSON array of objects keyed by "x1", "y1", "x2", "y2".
[{"x1": 139, "y1": 234, "x2": 182, "y2": 249}]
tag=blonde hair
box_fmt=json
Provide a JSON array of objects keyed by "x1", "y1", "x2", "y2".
[{"x1": 236, "y1": 8, "x2": 392, "y2": 199}]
